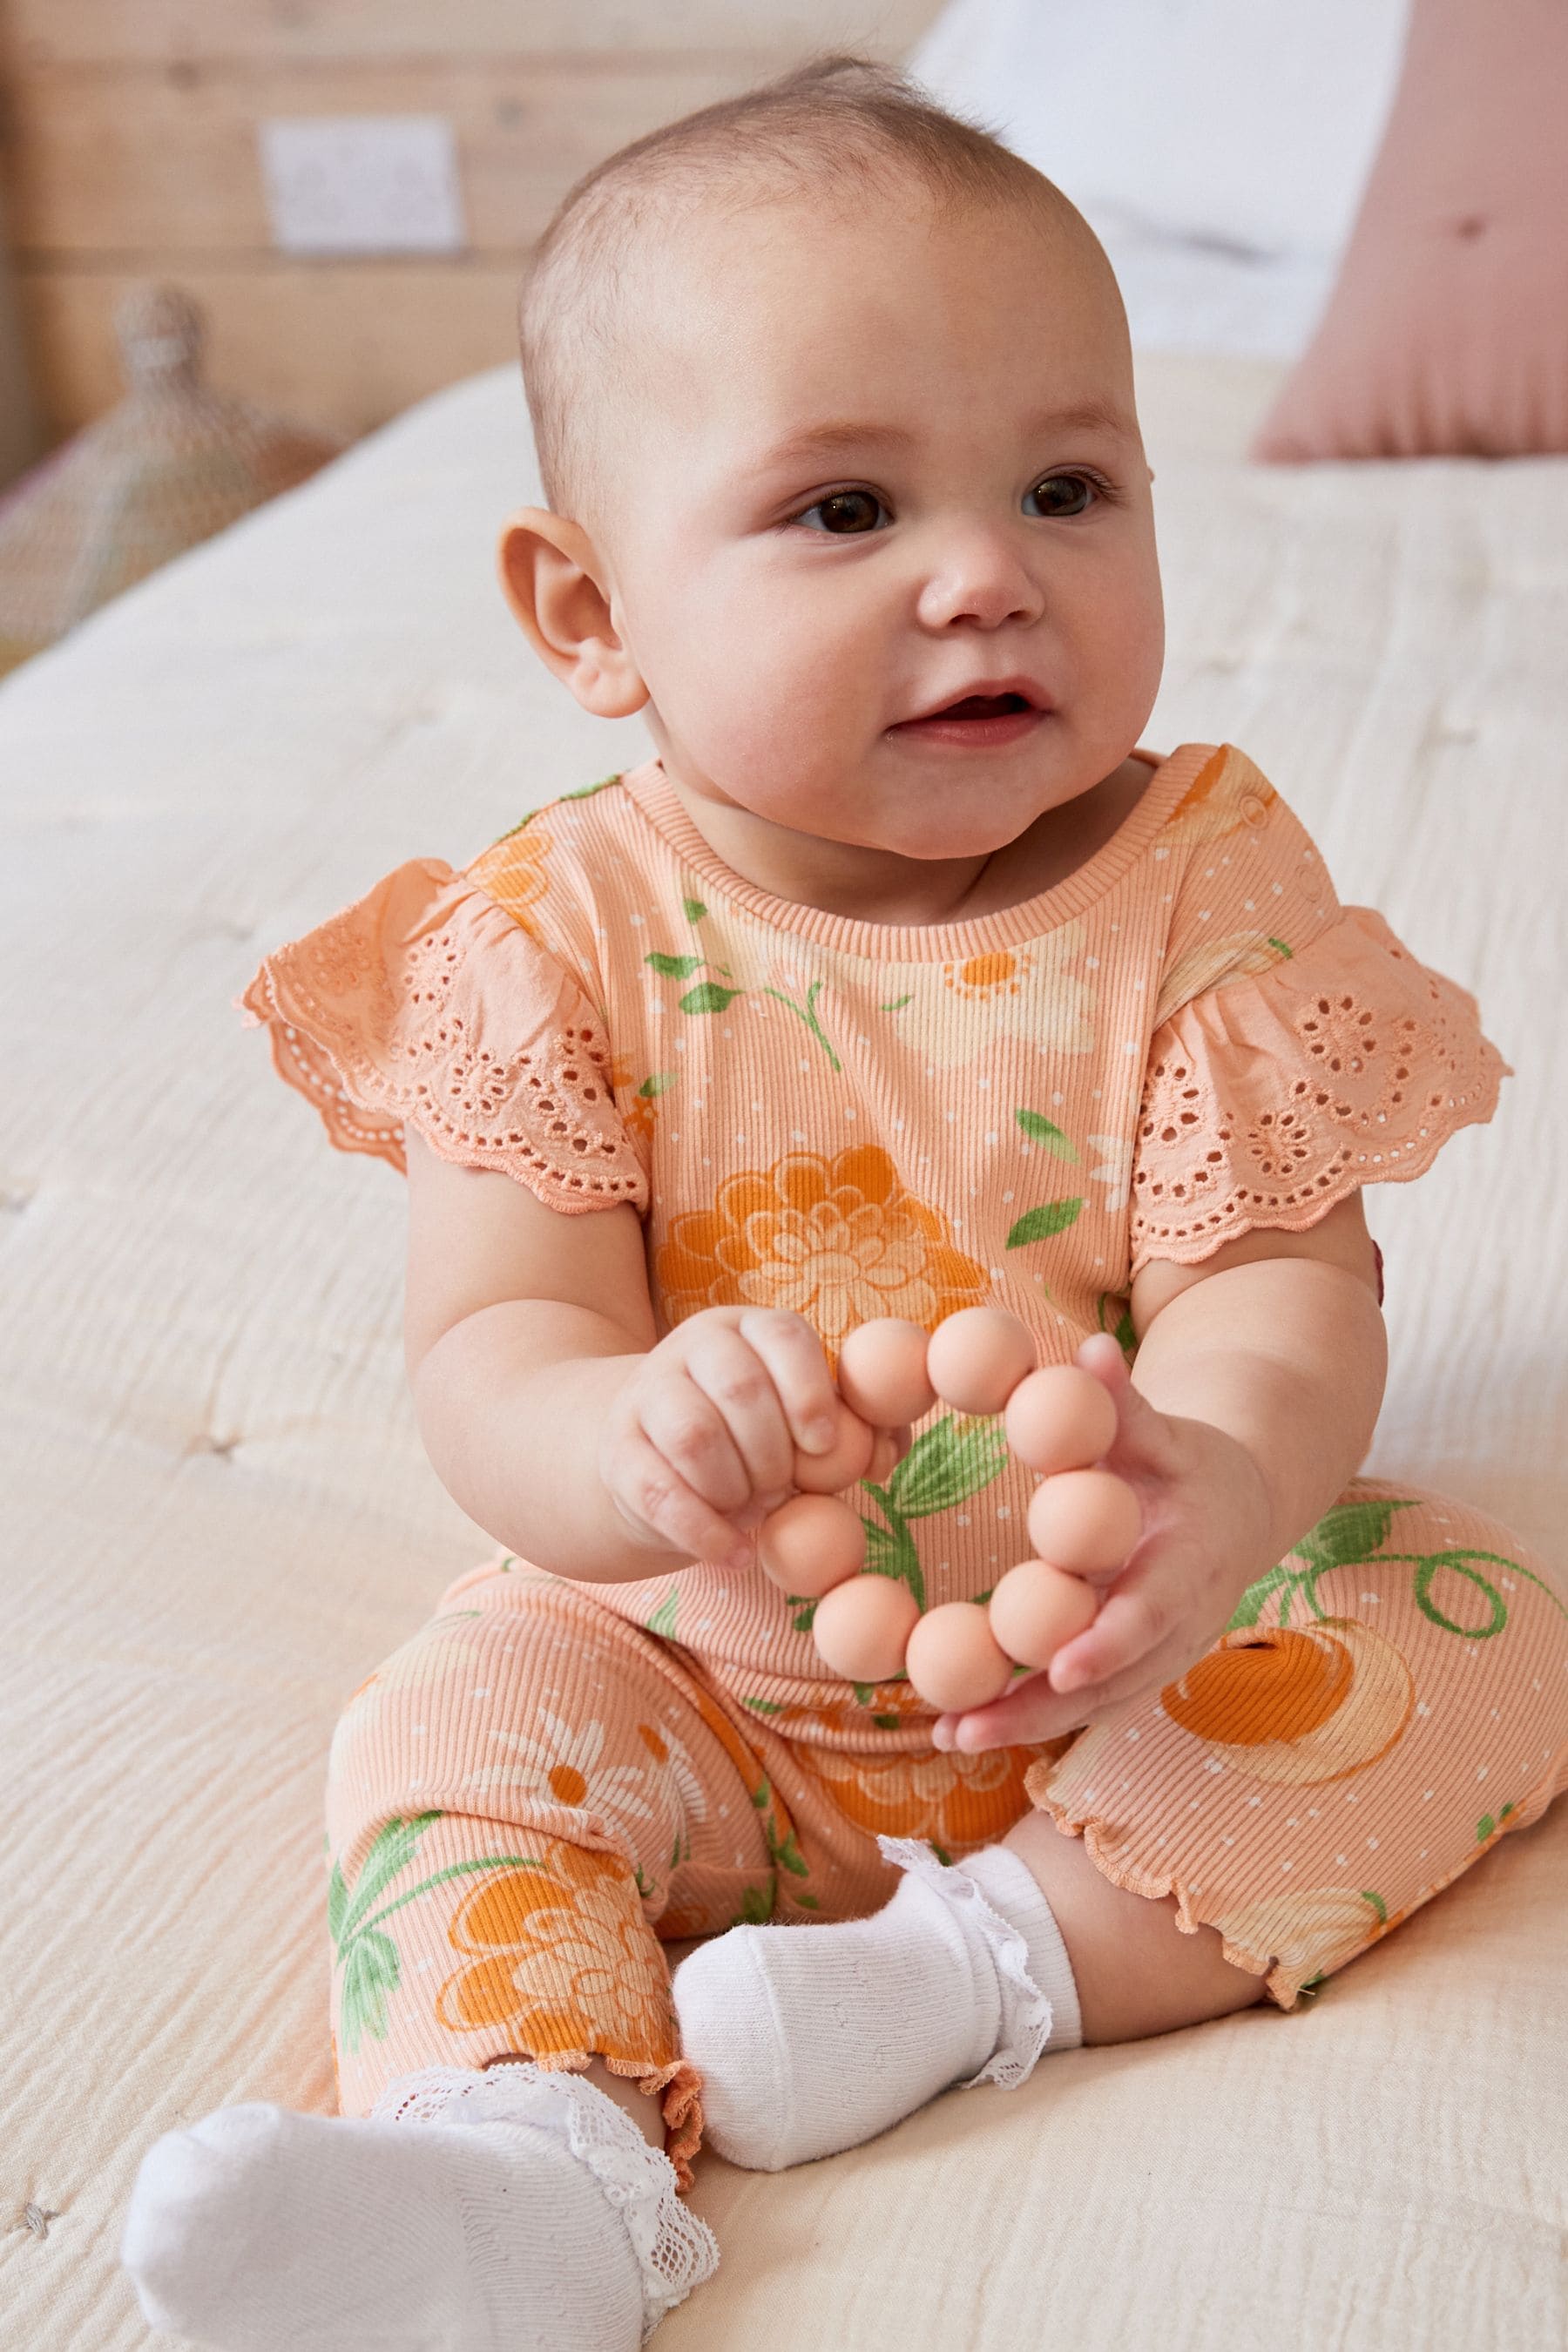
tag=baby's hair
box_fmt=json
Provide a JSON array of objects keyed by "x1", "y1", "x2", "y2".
[{"x1": 518, "y1": 51, "x2": 1109, "y2": 523}]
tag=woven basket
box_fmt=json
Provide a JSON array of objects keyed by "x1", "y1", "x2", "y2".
[{"x1": 0, "y1": 283, "x2": 341, "y2": 675}]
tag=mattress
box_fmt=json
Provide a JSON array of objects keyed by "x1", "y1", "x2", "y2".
[{"x1": 1, "y1": 351, "x2": 1564, "y2": 2350}]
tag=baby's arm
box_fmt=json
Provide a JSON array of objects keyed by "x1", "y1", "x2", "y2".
[
  {"x1": 936, "y1": 1192, "x2": 1388, "y2": 1750},
  {"x1": 402, "y1": 1129, "x2": 845, "y2": 1582}
]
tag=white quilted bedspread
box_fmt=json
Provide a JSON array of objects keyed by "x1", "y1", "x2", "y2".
[{"x1": 2, "y1": 355, "x2": 1564, "y2": 2350}]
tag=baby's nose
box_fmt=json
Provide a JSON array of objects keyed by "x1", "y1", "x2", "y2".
[{"x1": 916, "y1": 537, "x2": 1043, "y2": 632}]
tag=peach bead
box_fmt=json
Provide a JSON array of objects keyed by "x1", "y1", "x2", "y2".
[
  {"x1": 1025, "y1": 1469, "x2": 1142, "y2": 1577},
  {"x1": 926, "y1": 1307, "x2": 1037, "y2": 1416},
  {"x1": 837, "y1": 1318, "x2": 937, "y2": 1429},
  {"x1": 791, "y1": 1398, "x2": 875, "y2": 1495},
  {"x1": 904, "y1": 1602, "x2": 1017, "y2": 1713},
  {"x1": 811, "y1": 1574, "x2": 921, "y2": 1683},
  {"x1": 756, "y1": 1493, "x2": 865, "y2": 1597},
  {"x1": 1003, "y1": 1365, "x2": 1118, "y2": 1477},
  {"x1": 988, "y1": 1560, "x2": 1099, "y2": 1669}
]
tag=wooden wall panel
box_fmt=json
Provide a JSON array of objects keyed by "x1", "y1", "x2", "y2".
[
  {"x1": 4, "y1": 1, "x2": 942, "y2": 66},
  {"x1": 4, "y1": 62, "x2": 759, "y2": 255},
  {"x1": 0, "y1": 0, "x2": 946, "y2": 444}
]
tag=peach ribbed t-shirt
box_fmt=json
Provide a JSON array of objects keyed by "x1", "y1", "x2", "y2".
[{"x1": 239, "y1": 740, "x2": 1505, "y2": 1723}]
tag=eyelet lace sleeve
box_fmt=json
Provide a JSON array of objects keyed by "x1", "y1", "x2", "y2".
[
  {"x1": 1129, "y1": 906, "x2": 1508, "y2": 1274},
  {"x1": 235, "y1": 857, "x2": 649, "y2": 1213}
]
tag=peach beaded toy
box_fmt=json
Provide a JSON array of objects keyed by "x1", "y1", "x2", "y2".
[{"x1": 756, "y1": 1309, "x2": 1140, "y2": 1713}]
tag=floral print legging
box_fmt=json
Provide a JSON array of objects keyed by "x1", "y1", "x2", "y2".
[{"x1": 324, "y1": 1480, "x2": 1568, "y2": 2188}]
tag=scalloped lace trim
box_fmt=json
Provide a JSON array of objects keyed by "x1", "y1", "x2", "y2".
[
  {"x1": 236, "y1": 859, "x2": 649, "y2": 1211},
  {"x1": 875, "y1": 1835, "x2": 1053, "y2": 2092},
  {"x1": 369, "y1": 2063, "x2": 719, "y2": 2340},
  {"x1": 1130, "y1": 908, "x2": 1507, "y2": 1272}
]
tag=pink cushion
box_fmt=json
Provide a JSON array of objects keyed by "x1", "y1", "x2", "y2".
[{"x1": 1251, "y1": 0, "x2": 1568, "y2": 461}]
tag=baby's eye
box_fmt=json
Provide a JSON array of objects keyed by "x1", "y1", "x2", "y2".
[
  {"x1": 794, "y1": 489, "x2": 887, "y2": 535},
  {"x1": 1024, "y1": 472, "x2": 1099, "y2": 518}
]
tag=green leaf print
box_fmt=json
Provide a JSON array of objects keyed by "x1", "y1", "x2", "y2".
[
  {"x1": 1359, "y1": 1890, "x2": 1389, "y2": 1925},
  {"x1": 340, "y1": 1930, "x2": 401, "y2": 2053},
  {"x1": 741, "y1": 1695, "x2": 786, "y2": 1715},
  {"x1": 758, "y1": 977, "x2": 842, "y2": 1071},
  {"x1": 788, "y1": 1594, "x2": 819, "y2": 1634},
  {"x1": 1006, "y1": 1198, "x2": 1084, "y2": 1249},
  {"x1": 1225, "y1": 1498, "x2": 1565, "y2": 1645},
  {"x1": 336, "y1": 1813, "x2": 443, "y2": 1946},
  {"x1": 732, "y1": 1884, "x2": 774, "y2": 1927},
  {"x1": 862, "y1": 1503, "x2": 924, "y2": 1605},
  {"x1": 1409, "y1": 1554, "x2": 1509, "y2": 1640},
  {"x1": 637, "y1": 1071, "x2": 678, "y2": 1099},
  {"x1": 645, "y1": 951, "x2": 705, "y2": 979},
  {"x1": 1226, "y1": 1566, "x2": 1289, "y2": 1632},
  {"x1": 1014, "y1": 1108, "x2": 1079, "y2": 1161},
  {"x1": 1477, "y1": 1803, "x2": 1516, "y2": 1842},
  {"x1": 879, "y1": 992, "x2": 915, "y2": 1012},
  {"x1": 645, "y1": 1585, "x2": 679, "y2": 1639},
  {"x1": 886, "y1": 1412, "x2": 1010, "y2": 1520},
  {"x1": 1291, "y1": 1500, "x2": 1407, "y2": 1575},
  {"x1": 328, "y1": 1813, "x2": 551, "y2": 2053},
  {"x1": 679, "y1": 981, "x2": 746, "y2": 1015},
  {"x1": 767, "y1": 1823, "x2": 810, "y2": 1879},
  {"x1": 683, "y1": 897, "x2": 707, "y2": 924},
  {"x1": 327, "y1": 1859, "x2": 349, "y2": 1947}
]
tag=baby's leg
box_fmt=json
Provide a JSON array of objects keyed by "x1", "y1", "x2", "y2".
[
  {"x1": 998, "y1": 1805, "x2": 1267, "y2": 2039},
  {"x1": 677, "y1": 1481, "x2": 1568, "y2": 2168},
  {"x1": 122, "y1": 1559, "x2": 781, "y2": 2349}
]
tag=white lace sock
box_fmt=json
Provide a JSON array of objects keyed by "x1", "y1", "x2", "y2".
[
  {"x1": 120, "y1": 2062, "x2": 719, "y2": 2350},
  {"x1": 671, "y1": 1835, "x2": 1082, "y2": 2172}
]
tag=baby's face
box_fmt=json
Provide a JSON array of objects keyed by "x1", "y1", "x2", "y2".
[{"x1": 585, "y1": 191, "x2": 1164, "y2": 867}]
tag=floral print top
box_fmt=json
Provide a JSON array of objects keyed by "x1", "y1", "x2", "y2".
[{"x1": 239, "y1": 740, "x2": 1506, "y2": 1713}]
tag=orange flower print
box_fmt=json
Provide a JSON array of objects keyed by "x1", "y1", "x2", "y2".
[
  {"x1": 889, "y1": 921, "x2": 1095, "y2": 1068},
  {"x1": 1159, "y1": 1619, "x2": 1415, "y2": 1786},
  {"x1": 798, "y1": 1742, "x2": 1039, "y2": 1855},
  {"x1": 608, "y1": 1053, "x2": 672, "y2": 1152},
  {"x1": 1160, "y1": 745, "x2": 1277, "y2": 845},
  {"x1": 655, "y1": 1144, "x2": 991, "y2": 1362},
  {"x1": 467, "y1": 824, "x2": 555, "y2": 936},
  {"x1": 436, "y1": 1839, "x2": 677, "y2": 2069}
]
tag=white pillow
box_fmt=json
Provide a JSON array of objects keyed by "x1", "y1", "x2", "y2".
[{"x1": 908, "y1": 0, "x2": 1409, "y2": 266}]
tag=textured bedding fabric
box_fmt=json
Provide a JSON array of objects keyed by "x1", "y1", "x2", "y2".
[{"x1": 2, "y1": 354, "x2": 1565, "y2": 2350}]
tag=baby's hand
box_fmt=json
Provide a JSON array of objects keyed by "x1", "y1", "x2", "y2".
[
  {"x1": 932, "y1": 1333, "x2": 1276, "y2": 1753},
  {"x1": 598, "y1": 1306, "x2": 849, "y2": 1573}
]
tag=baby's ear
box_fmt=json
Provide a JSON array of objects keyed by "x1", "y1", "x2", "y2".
[{"x1": 495, "y1": 508, "x2": 648, "y2": 720}]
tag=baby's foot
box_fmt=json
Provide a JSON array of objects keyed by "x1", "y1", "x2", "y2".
[
  {"x1": 121, "y1": 2062, "x2": 718, "y2": 2350},
  {"x1": 671, "y1": 1837, "x2": 1080, "y2": 2172}
]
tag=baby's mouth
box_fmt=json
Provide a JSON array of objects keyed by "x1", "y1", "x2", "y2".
[
  {"x1": 888, "y1": 689, "x2": 1048, "y2": 743},
  {"x1": 933, "y1": 693, "x2": 1032, "y2": 720}
]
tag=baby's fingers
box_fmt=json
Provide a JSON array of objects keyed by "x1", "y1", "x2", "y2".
[
  {"x1": 1044, "y1": 1562, "x2": 1181, "y2": 1696},
  {"x1": 612, "y1": 1425, "x2": 754, "y2": 1571}
]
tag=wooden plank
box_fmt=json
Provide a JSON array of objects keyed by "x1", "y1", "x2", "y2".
[
  {"x1": 3, "y1": 58, "x2": 791, "y2": 256},
  {"x1": 4, "y1": 0, "x2": 943, "y2": 67},
  {"x1": 16, "y1": 260, "x2": 531, "y2": 439}
]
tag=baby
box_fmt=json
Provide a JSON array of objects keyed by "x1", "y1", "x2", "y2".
[{"x1": 123, "y1": 52, "x2": 1568, "y2": 2352}]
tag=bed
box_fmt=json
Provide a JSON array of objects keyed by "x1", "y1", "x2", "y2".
[{"x1": 3, "y1": 345, "x2": 1564, "y2": 2349}]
